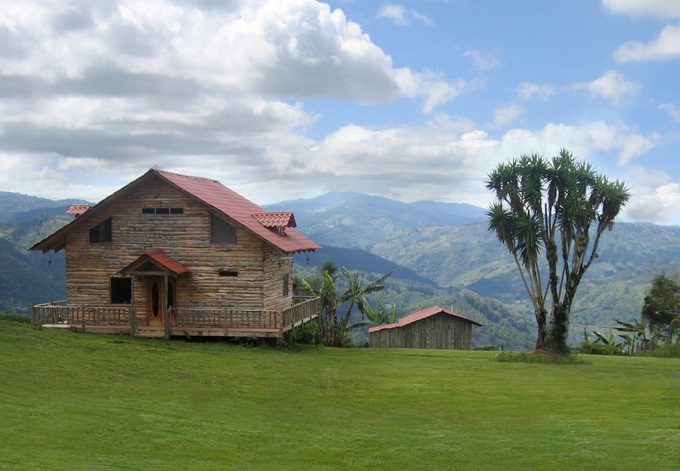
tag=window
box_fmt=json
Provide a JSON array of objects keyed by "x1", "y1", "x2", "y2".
[
  {"x1": 89, "y1": 217, "x2": 112, "y2": 243},
  {"x1": 211, "y1": 214, "x2": 237, "y2": 245},
  {"x1": 283, "y1": 275, "x2": 289, "y2": 296},
  {"x1": 110, "y1": 277, "x2": 132, "y2": 304},
  {"x1": 142, "y1": 207, "x2": 183, "y2": 215},
  {"x1": 219, "y1": 270, "x2": 238, "y2": 277}
]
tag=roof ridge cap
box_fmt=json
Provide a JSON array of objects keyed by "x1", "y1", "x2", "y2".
[{"x1": 153, "y1": 168, "x2": 221, "y2": 184}]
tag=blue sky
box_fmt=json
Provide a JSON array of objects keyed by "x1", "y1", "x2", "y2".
[{"x1": 1, "y1": 1, "x2": 679, "y2": 223}]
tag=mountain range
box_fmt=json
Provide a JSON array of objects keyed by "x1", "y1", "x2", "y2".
[{"x1": 2, "y1": 190, "x2": 679, "y2": 350}]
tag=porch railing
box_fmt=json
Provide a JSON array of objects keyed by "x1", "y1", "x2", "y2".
[
  {"x1": 282, "y1": 297, "x2": 321, "y2": 329},
  {"x1": 32, "y1": 298, "x2": 320, "y2": 333},
  {"x1": 32, "y1": 301, "x2": 131, "y2": 326},
  {"x1": 174, "y1": 308, "x2": 281, "y2": 330}
]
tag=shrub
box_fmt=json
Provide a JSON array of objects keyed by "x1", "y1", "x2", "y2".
[{"x1": 645, "y1": 343, "x2": 680, "y2": 358}]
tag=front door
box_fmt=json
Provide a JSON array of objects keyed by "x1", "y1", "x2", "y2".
[
  {"x1": 146, "y1": 276, "x2": 177, "y2": 327},
  {"x1": 147, "y1": 277, "x2": 165, "y2": 327}
]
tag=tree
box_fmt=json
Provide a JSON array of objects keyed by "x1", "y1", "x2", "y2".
[
  {"x1": 486, "y1": 149, "x2": 630, "y2": 353},
  {"x1": 298, "y1": 261, "x2": 392, "y2": 347},
  {"x1": 354, "y1": 292, "x2": 397, "y2": 327},
  {"x1": 641, "y1": 274, "x2": 680, "y2": 344},
  {"x1": 614, "y1": 317, "x2": 650, "y2": 355}
]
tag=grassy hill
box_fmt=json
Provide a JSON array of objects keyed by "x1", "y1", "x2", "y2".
[{"x1": 1, "y1": 317, "x2": 678, "y2": 470}]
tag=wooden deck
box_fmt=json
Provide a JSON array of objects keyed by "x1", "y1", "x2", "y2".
[{"x1": 32, "y1": 297, "x2": 320, "y2": 340}]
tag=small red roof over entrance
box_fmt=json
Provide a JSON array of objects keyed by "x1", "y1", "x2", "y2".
[
  {"x1": 368, "y1": 306, "x2": 483, "y2": 333},
  {"x1": 120, "y1": 250, "x2": 190, "y2": 276}
]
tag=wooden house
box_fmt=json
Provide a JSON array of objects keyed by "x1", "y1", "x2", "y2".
[
  {"x1": 30, "y1": 169, "x2": 322, "y2": 340},
  {"x1": 368, "y1": 306, "x2": 482, "y2": 350}
]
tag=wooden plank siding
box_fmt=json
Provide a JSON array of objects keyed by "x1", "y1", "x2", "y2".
[{"x1": 369, "y1": 313, "x2": 475, "y2": 350}]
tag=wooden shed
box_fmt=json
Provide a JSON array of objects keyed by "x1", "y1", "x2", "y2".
[
  {"x1": 369, "y1": 306, "x2": 483, "y2": 350},
  {"x1": 29, "y1": 168, "x2": 322, "y2": 340}
]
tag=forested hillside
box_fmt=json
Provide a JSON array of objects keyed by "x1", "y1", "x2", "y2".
[{"x1": 0, "y1": 196, "x2": 75, "y2": 313}]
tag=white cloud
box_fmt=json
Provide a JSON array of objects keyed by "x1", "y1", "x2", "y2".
[
  {"x1": 602, "y1": 0, "x2": 680, "y2": 20},
  {"x1": 623, "y1": 167, "x2": 680, "y2": 222},
  {"x1": 569, "y1": 70, "x2": 640, "y2": 104},
  {"x1": 491, "y1": 105, "x2": 525, "y2": 128},
  {"x1": 0, "y1": 0, "x2": 409, "y2": 104},
  {"x1": 613, "y1": 24, "x2": 680, "y2": 62},
  {"x1": 463, "y1": 50, "x2": 501, "y2": 71},
  {"x1": 0, "y1": 0, "x2": 468, "y2": 192},
  {"x1": 0, "y1": 1, "x2": 671, "y2": 225},
  {"x1": 376, "y1": 3, "x2": 434, "y2": 26},
  {"x1": 501, "y1": 121, "x2": 657, "y2": 167},
  {"x1": 0, "y1": 111, "x2": 659, "y2": 220},
  {"x1": 517, "y1": 82, "x2": 555, "y2": 101}
]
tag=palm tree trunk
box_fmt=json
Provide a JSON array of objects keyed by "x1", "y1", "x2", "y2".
[
  {"x1": 534, "y1": 306, "x2": 549, "y2": 350},
  {"x1": 548, "y1": 304, "x2": 570, "y2": 353}
]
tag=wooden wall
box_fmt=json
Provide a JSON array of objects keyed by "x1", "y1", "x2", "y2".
[
  {"x1": 262, "y1": 244, "x2": 294, "y2": 312},
  {"x1": 64, "y1": 177, "x2": 293, "y2": 319},
  {"x1": 369, "y1": 313, "x2": 475, "y2": 350}
]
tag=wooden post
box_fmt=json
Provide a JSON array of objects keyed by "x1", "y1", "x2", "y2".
[
  {"x1": 130, "y1": 276, "x2": 137, "y2": 336},
  {"x1": 163, "y1": 275, "x2": 171, "y2": 340},
  {"x1": 164, "y1": 306, "x2": 172, "y2": 340}
]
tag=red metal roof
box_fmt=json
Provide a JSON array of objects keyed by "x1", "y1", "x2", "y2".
[
  {"x1": 120, "y1": 250, "x2": 190, "y2": 276},
  {"x1": 368, "y1": 306, "x2": 483, "y2": 333},
  {"x1": 30, "y1": 168, "x2": 321, "y2": 254},
  {"x1": 155, "y1": 170, "x2": 320, "y2": 253}
]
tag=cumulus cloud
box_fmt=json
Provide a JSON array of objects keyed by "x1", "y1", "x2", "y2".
[
  {"x1": 569, "y1": 70, "x2": 640, "y2": 104},
  {"x1": 0, "y1": 0, "x2": 469, "y2": 200},
  {"x1": 613, "y1": 24, "x2": 680, "y2": 62},
  {"x1": 501, "y1": 121, "x2": 657, "y2": 167},
  {"x1": 623, "y1": 167, "x2": 680, "y2": 223},
  {"x1": 376, "y1": 3, "x2": 434, "y2": 26},
  {"x1": 517, "y1": 82, "x2": 555, "y2": 101},
  {"x1": 604, "y1": 1, "x2": 680, "y2": 62},
  {"x1": 0, "y1": 0, "x2": 667, "y2": 225}
]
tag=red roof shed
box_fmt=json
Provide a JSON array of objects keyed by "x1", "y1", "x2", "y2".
[{"x1": 369, "y1": 306, "x2": 483, "y2": 350}]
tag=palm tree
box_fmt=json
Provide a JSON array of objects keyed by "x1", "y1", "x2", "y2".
[
  {"x1": 352, "y1": 292, "x2": 397, "y2": 328},
  {"x1": 615, "y1": 317, "x2": 650, "y2": 354},
  {"x1": 486, "y1": 149, "x2": 630, "y2": 353},
  {"x1": 298, "y1": 261, "x2": 392, "y2": 347}
]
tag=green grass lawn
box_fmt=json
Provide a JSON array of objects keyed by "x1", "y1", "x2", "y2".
[{"x1": 1, "y1": 318, "x2": 678, "y2": 470}]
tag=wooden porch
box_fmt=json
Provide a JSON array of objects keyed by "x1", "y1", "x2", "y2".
[{"x1": 32, "y1": 297, "x2": 321, "y2": 340}]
